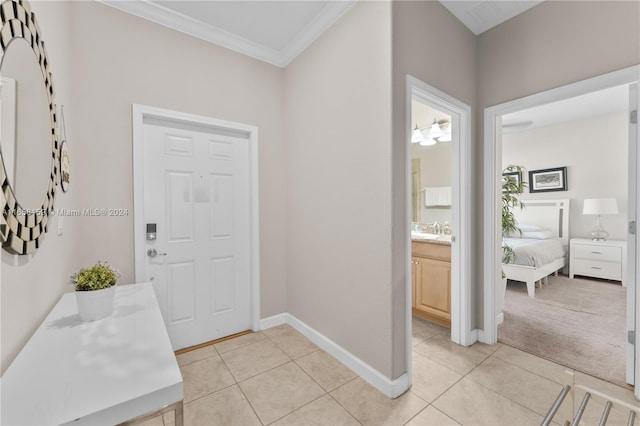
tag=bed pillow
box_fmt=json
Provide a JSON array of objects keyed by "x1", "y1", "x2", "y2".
[
  {"x1": 518, "y1": 224, "x2": 542, "y2": 232},
  {"x1": 521, "y1": 230, "x2": 554, "y2": 239}
]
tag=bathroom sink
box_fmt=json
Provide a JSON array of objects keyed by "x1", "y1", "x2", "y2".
[{"x1": 411, "y1": 231, "x2": 440, "y2": 240}]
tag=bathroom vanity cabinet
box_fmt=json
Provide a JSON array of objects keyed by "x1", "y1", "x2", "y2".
[{"x1": 411, "y1": 240, "x2": 451, "y2": 327}]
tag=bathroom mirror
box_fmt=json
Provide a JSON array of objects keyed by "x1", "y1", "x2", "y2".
[{"x1": 0, "y1": 0, "x2": 59, "y2": 254}]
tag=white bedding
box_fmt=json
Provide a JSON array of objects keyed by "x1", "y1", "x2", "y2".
[{"x1": 503, "y1": 237, "x2": 567, "y2": 267}]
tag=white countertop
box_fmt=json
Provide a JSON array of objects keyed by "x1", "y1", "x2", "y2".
[
  {"x1": 411, "y1": 231, "x2": 452, "y2": 246},
  {"x1": 1, "y1": 282, "x2": 183, "y2": 425}
]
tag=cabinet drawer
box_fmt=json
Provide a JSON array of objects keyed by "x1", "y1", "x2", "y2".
[
  {"x1": 573, "y1": 259, "x2": 621, "y2": 280},
  {"x1": 573, "y1": 244, "x2": 621, "y2": 262}
]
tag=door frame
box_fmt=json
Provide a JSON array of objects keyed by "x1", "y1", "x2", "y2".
[
  {"x1": 406, "y1": 75, "x2": 473, "y2": 374},
  {"x1": 482, "y1": 65, "x2": 639, "y2": 395},
  {"x1": 132, "y1": 104, "x2": 261, "y2": 333}
]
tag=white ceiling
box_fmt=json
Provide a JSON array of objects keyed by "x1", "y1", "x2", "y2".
[
  {"x1": 503, "y1": 85, "x2": 629, "y2": 134},
  {"x1": 438, "y1": 0, "x2": 544, "y2": 35},
  {"x1": 98, "y1": 0, "x2": 356, "y2": 68}
]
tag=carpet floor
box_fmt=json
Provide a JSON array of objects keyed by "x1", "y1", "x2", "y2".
[{"x1": 498, "y1": 275, "x2": 627, "y2": 386}]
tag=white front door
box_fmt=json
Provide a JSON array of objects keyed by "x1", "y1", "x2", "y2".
[{"x1": 139, "y1": 117, "x2": 252, "y2": 350}]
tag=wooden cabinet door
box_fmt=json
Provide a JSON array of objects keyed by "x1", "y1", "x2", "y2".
[
  {"x1": 415, "y1": 257, "x2": 451, "y2": 326},
  {"x1": 411, "y1": 258, "x2": 418, "y2": 309}
]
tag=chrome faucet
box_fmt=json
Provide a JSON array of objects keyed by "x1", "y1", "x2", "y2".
[
  {"x1": 443, "y1": 221, "x2": 451, "y2": 235},
  {"x1": 433, "y1": 221, "x2": 441, "y2": 235}
]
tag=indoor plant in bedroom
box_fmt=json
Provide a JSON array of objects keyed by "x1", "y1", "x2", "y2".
[
  {"x1": 71, "y1": 261, "x2": 120, "y2": 321},
  {"x1": 499, "y1": 165, "x2": 527, "y2": 318}
]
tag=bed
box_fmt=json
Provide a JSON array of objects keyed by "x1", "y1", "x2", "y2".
[{"x1": 502, "y1": 199, "x2": 570, "y2": 298}]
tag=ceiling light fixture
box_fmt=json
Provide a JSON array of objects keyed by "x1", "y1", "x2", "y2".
[
  {"x1": 438, "y1": 121, "x2": 452, "y2": 142},
  {"x1": 419, "y1": 137, "x2": 436, "y2": 146},
  {"x1": 411, "y1": 125, "x2": 424, "y2": 143},
  {"x1": 427, "y1": 118, "x2": 443, "y2": 139}
]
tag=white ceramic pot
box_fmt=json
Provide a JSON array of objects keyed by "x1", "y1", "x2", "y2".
[{"x1": 76, "y1": 285, "x2": 116, "y2": 321}]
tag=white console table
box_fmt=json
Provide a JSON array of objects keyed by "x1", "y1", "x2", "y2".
[{"x1": 1, "y1": 282, "x2": 183, "y2": 425}]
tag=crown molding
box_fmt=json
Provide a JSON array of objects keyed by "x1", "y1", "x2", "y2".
[
  {"x1": 280, "y1": 1, "x2": 357, "y2": 67},
  {"x1": 97, "y1": 0, "x2": 357, "y2": 68}
]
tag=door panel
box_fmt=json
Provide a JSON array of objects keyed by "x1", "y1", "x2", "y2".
[
  {"x1": 166, "y1": 172, "x2": 194, "y2": 241},
  {"x1": 142, "y1": 122, "x2": 251, "y2": 350},
  {"x1": 211, "y1": 257, "x2": 235, "y2": 314},
  {"x1": 168, "y1": 261, "x2": 196, "y2": 324},
  {"x1": 210, "y1": 174, "x2": 234, "y2": 238}
]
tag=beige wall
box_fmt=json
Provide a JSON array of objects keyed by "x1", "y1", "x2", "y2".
[
  {"x1": 1, "y1": 1, "x2": 288, "y2": 373},
  {"x1": 68, "y1": 2, "x2": 287, "y2": 320},
  {"x1": 503, "y1": 112, "x2": 629, "y2": 240},
  {"x1": 1, "y1": 1, "x2": 78, "y2": 374},
  {"x1": 284, "y1": 2, "x2": 394, "y2": 377},
  {"x1": 392, "y1": 0, "x2": 477, "y2": 369},
  {"x1": 477, "y1": 0, "x2": 640, "y2": 327}
]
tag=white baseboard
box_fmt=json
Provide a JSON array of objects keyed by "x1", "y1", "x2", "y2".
[
  {"x1": 476, "y1": 328, "x2": 487, "y2": 343},
  {"x1": 259, "y1": 313, "x2": 287, "y2": 330},
  {"x1": 461, "y1": 328, "x2": 479, "y2": 346},
  {"x1": 260, "y1": 312, "x2": 410, "y2": 398},
  {"x1": 496, "y1": 313, "x2": 504, "y2": 325}
]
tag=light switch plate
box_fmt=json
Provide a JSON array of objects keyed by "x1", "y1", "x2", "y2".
[{"x1": 57, "y1": 214, "x2": 64, "y2": 236}]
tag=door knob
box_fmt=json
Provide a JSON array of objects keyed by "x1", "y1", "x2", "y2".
[{"x1": 147, "y1": 248, "x2": 167, "y2": 258}]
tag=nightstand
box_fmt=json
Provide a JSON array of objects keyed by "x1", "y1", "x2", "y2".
[{"x1": 569, "y1": 238, "x2": 627, "y2": 286}]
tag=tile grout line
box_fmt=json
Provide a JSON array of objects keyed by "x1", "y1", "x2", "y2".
[
  {"x1": 217, "y1": 332, "x2": 321, "y2": 424},
  {"x1": 234, "y1": 377, "x2": 268, "y2": 426},
  {"x1": 492, "y1": 347, "x2": 573, "y2": 384},
  {"x1": 457, "y1": 359, "x2": 546, "y2": 421},
  {"x1": 491, "y1": 344, "x2": 576, "y2": 386},
  {"x1": 325, "y1": 376, "x2": 365, "y2": 426}
]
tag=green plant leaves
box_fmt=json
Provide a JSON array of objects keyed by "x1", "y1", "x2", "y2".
[{"x1": 71, "y1": 261, "x2": 120, "y2": 291}]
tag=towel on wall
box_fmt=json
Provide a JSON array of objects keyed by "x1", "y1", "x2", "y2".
[{"x1": 424, "y1": 186, "x2": 451, "y2": 206}]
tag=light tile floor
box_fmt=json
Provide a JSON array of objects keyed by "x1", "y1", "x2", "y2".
[{"x1": 141, "y1": 318, "x2": 638, "y2": 426}]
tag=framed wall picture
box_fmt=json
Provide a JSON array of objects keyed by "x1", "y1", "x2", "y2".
[
  {"x1": 502, "y1": 170, "x2": 521, "y2": 193},
  {"x1": 528, "y1": 167, "x2": 567, "y2": 193}
]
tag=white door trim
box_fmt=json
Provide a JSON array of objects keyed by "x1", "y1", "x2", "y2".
[
  {"x1": 406, "y1": 75, "x2": 473, "y2": 369},
  {"x1": 629, "y1": 81, "x2": 639, "y2": 392},
  {"x1": 482, "y1": 65, "x2": 639, "y2": 396},
  {"x1": 132, "y1": 104, "x2": 261, "y2": 332}
]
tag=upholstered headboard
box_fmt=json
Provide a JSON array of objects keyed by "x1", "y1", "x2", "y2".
[{"x1": 512, "y1": 199, "x2": 570, "y2": 246}]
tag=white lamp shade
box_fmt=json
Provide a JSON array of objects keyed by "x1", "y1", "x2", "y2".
[
  {"x1": 427, "y1": 120, "x2": 443, "y2": 139},
  {"x1": 583, "y1": 198, "x2": 619, "y2": 215}
]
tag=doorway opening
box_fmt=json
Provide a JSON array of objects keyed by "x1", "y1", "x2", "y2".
[
  {"x1": 498, "y1": 85, "x2": 630, "y2": 387},
  {"x1": 406, "y1": 76, "x2": 472, "y2": 383},
  {"x1": 483, "y1": 66, "x2": 639, "y2": 397}
]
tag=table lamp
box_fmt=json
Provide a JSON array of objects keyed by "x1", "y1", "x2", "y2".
[{"x1": 582, "y1": 198, "x2": 618, "y2": 241}]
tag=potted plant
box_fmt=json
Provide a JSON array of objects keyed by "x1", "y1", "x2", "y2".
[
  {"x1": 71, "y1": 261, "x2": 120, "y2": 321},
  {"x1": 498, "y1": 165, "x2": 527, "y2": 318}
]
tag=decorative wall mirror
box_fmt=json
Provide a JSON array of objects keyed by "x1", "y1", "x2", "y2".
[{"x1": 0, "y1": 0, "x2": 59, "y2": 254}]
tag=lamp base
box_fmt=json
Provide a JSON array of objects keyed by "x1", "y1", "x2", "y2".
[{"x1": 589, "y1": 215, "x2": 609, "y2": 241}]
